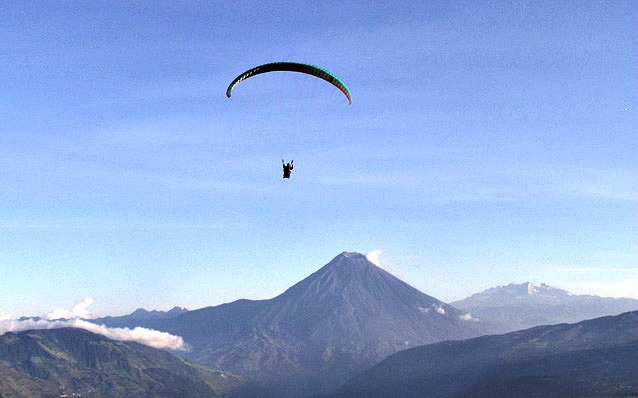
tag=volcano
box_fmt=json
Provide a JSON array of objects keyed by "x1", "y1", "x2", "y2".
[{"x1": 101, "y1": 252, "x2": 485, "y2": 396}]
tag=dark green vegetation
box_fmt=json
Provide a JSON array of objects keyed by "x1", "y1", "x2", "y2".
[
  {"x1": 98, "y1": 252, "x2": 486, "y2": 396},
  {"x1": 452, "y1": 282, "x2": 638, "y2": 334},
  {"x1": 332, "y1": 311, "x2": 638, "y2": 398},
  {"x1": 0, "y1": 328, "x2": 242, "y2": 398}
]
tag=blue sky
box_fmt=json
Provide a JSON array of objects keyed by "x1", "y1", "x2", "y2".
[{"x1": 1, "y1": 1, "x2": 636, "y2": 317}]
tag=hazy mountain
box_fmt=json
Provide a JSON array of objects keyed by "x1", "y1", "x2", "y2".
[
  {"x1": 132, "y1": 252, "x2": 486, "y2": 396},
  {"x1": 452, "y1": 282, "x2": 638, "y2": 333},
  {"x1": 333, "y1": 311, "x2": 638, "y2": 398},
  {"x1": 0, "y1": 327, "x2": 242, "y2": 398},
  {"x1": 92, "y1": 306, "x2": 189, "y2": 328}
]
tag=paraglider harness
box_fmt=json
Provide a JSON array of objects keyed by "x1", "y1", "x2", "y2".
[{"x1": 282, "y1": 160, "x2": 294, "y2": 178}]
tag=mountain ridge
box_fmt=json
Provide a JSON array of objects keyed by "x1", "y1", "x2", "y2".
[
  {"x1": 333, "y1": 311, "x2": 638, "y2": 398},
  {"x1": 453, "y1": 282, "x2": 638, "y2": 333},
  {"x1": 0, "y1": 327, "x2": 243, "y2": 397},
  {"x1": 92, "y1": 306, "x2": 189, "y2": 328}
]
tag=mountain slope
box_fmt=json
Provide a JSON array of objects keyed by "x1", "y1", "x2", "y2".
[
  {"x1": 332, "y1": 311, "x2": 638, "y2": 398},
  {"x1": 137, "y1": 252, "x2": 486, "y2": 396},
  {"x1": 452, "y1": 282, "x2": 638, "y2": 333},
  {"x1": 262, "y1": 251, "x2": 479, "y2": 355},
  {"x1": 0, "y1": 328, "x2": 243, "y2": 398}
]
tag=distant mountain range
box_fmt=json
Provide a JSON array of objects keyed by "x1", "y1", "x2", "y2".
[
  {"x1": 333, "y1": 311, "x2": 638, "y2": 398},
  {"x1": 7, "y1": 252, "x2": 637, "y2": 397},
  {"x1": 0, "y1": 328, "x2": 242, "y2": 398},
  {"x1": 79, "y1": 255, "x2": 638, "y2": 397},
  {"x1": 93, "y1": 306, "x2": 189, "y2": 328},
  {"x1": 90, "y1": 252, "x2": 487, "y2": 397},
  {"x1": 452, "y1": 282, "x2": 638, "y2": 333}
]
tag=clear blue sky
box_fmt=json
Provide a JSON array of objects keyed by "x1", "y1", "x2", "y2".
[{"x1": 1, "y1": 1, "x2": 636, "y2": 317}]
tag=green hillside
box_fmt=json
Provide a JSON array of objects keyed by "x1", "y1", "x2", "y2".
[{"x1": 0, "y1": 328, "x2": 243, "y2": 398}]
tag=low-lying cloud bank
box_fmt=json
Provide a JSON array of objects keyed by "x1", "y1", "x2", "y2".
[{"x1": 0, "y1": 298, "x2": 187, "y2": 351}]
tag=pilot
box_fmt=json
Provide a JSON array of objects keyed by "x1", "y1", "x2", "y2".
[{"x1": 282, "y1": 160, "x2": 294, "y2": 179}]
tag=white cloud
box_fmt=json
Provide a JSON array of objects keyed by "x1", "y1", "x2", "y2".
[
  {"x1": 365, "y1": 249, "x2": 384, "y2": 268},
  {"x1": 459, "y1": 313, "x2": 474, "y2": 321},
  {"x1": 418, "y1": 306, "x2": 429, "y2": 314},
  {"x1": 46, "y1": 297, "x2": 96, "y2": 320},
  {"x1": 1, "y1": 298, "x2": 187, "y2": 351},
  {"x1": 0, "y1": 318, "x2": 187, "y2": 351},
  {"x1": 74, "y1": 320, "x2": 187, "y2": 351},
  {"x1": 418, "y1": 304, "x2": 449, "y2": 315}
]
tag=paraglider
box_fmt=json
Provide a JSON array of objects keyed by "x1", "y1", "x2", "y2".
[
  {"x1": 226, "y1": 62, "x2": 352, "y2": 105},
  {"x1": 226, "y1": 62, "x2": 351, "y2": 178}
]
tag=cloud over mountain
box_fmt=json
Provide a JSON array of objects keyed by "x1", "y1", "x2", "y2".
[
  {"x1": 365, "y1": 249, "x2": 384, "y2": 267},
  {"x1": 1, "y1": 298, "x2": 187, "y2": 351},
  {"x1": 46, "y1": 297, "x2": 96, "y2": 320}
]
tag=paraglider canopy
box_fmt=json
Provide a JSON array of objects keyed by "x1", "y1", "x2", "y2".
[{"x1": 226, "y1": 62, "x2": 352, "y2": 105}]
